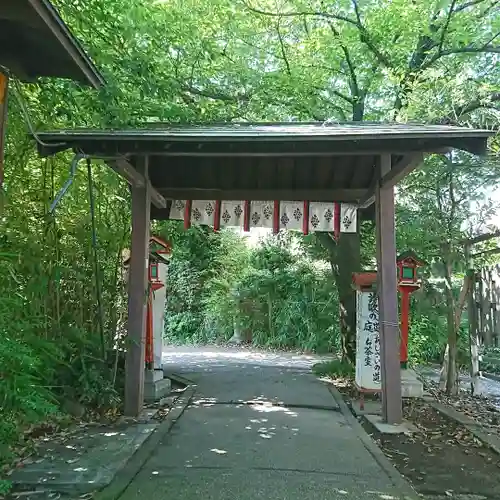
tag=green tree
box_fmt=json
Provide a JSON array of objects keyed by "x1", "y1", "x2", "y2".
[
  {"x1": 396, "y1": 152, "x2": 500, "y2": 392},
  {"x1": 2, "y1": 1, "x2": 499, "y2": 462}
]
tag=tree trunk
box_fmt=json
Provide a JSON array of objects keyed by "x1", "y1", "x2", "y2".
[
  {"x1": 316, "y1": 231, "x2": 361, "y2": 364},
  {"x1": 439, "y1": 344, "x2": 448, "y2": 391},
  {"x1": 336, "y1": 232, "x2": 361, "y2": 363},
  {"x1": 466, "y1": 259, "x2": 480, "y2": 395},
  {"x1": 441, "y1": 251, "x2": 471, "y2": 395},
  {"x1": 445, "y1": 283, "x2": 459, "y2": 395}
]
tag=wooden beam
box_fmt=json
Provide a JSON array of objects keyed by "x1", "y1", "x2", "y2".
[
  {"x1": 358, "y1": 166, "x2": 380, "y2": 209},
  {"x1": 376, "y1": 153, "x2": 402, "y2": 424},
  {"x1": 155, "y1": 188, "x2": 366, "y2": 202},
  {"x1": 0, "y1": 2, "x2": 37, "y2": 24},
  {"x1": 380, "y1": 153, "x2": 424, "y2": 189},
  {"x1": 360, "y1": 153, "x2": 425, "y2": 208},
  {"x1": 145, "y1": 147, "x2": 451, "y2": 158},
  {"x1": 109, "y1": 158, "x2": 145, "y2": 188},
  {"x1": 148, "y1": 181, "x2": 166, "y2": 209},
  {"x1": 109, "y1": 158, "x2": 166, "y2": 209},
  {"x1": 124, "y1": 156, "x2": 150, "y2": 417},
  {"x1": 150, "y1": 151, "x2": 381, "y2": 157},
  {"x1": 0, "y1": 71, "x2": 8, "y2": 189}
]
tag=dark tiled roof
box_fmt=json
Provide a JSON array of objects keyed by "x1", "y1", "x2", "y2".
[
  {"x1": 34, "y1": 121, "x2": 494, "y2": 219},
  {"x1": 36, "y1": 121, "x2": 492, "y2": 141}
]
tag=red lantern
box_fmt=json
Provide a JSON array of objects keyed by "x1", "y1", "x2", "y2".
[
  {"x1": 396, "y1": 251, "x2": 426, "y2": 369},
  {"x1": 145, "y1": 236, "x2": 172, "y2": 369}
]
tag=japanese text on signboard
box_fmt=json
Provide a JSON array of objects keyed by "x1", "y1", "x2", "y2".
[{"x1": 355, "y1": 291, "x2": 381, "y2": 390}]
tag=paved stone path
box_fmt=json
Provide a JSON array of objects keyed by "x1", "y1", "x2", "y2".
[{"x1": 115, "y1": 346, "x2": 415, "y2": 500}]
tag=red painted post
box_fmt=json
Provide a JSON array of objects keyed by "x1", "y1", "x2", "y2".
[
  {"x1": 243, "y1": 201, "x2": 250, "y2": 232},
  {"x1": 303, "y1": 201, "x2": 309, "y2": 235},
  {"x1": 333, "y1": 202, "x2": 340, "y2": 240},
  {"x1": 145, "y1": 288, "x2": 153, "y2": 369},
  {"x1": 213, "y1": 200, "x2": 221, "y2": 231},
  {"x1": 400, "y1": 290, "x2": 410, "y2": 369},
  {"x1": 273, "y1": 200, "x2": 280, "y2": 234},
  {"x1": 184, "y1": 200, "x2": 192, "y2": 229}
]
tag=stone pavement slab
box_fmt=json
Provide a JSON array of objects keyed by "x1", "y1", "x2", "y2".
[
  {"x1": 147, "y1": 404, "x2": 383, "y2": 477},
  {"x1": 122, "y1": 469, "x2": 408, "y2": 500},
  {"x1": 189, "y1": 368, "x2": 340, "y2": 409},
  {"x1": 9, "y1": 423, "x2": 158, "y2": 494},
  {"x1": 116, "y1": 347, "x2": 416, "y2": 500}
]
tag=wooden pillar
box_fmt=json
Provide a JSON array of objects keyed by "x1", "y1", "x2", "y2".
[
  {"x1": 478, "y1": 274, "x2": 485, "y2": 342},
  {"x1": 124, "y1": 156, "x2": 151, "y2": 417},
  {"x1": 0, "y1": 71, "x2": 9, "y2": 189},
  {"x1": 375, "y1": 154, "x2": 402, "y2": 424}
]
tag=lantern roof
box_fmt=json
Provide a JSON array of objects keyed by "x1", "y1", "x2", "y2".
[
  {"x1": 396, "y1": 250, "x2": 426, "y2": 266},
  {"x1": 352, "y1": 271, "x2": 378, "y2": 290},
  {"x1": 123, "y1": 250, "x2": 169, "y2": 267},
  {"x1": 150, "y1": 251, "x2": 169, "y2": 265},
  {"x1": 149, "y1": 235, "x2": 172, "y2": 253}
]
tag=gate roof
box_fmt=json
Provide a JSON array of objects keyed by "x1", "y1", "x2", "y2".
[{"x1": 36, "y1": 122, "x2": 493, "y2": 216}]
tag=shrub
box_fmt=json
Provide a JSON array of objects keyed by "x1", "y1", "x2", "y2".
[{"x1": 312, "y1": 359, "x2": 354, "y2": 378}]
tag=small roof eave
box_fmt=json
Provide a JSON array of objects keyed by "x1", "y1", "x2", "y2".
[
  {"x1": 34, "y1": 122, "x2": 493, "y2": 157},
  {"x1": 0, "y1": 0, "x2": 104, "y2": 88},
  {"x1": 34, "y1": 122, "x2": 493, "y2": 141}
]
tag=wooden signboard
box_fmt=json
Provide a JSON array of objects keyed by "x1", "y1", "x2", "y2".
[{"x1": 355, "y1": 290, "x2": 382, "y2": 397}]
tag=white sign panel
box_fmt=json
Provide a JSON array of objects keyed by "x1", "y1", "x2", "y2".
[
  {"x1": 152, "y1": 263, "x2": 168, "y2": 370},
  {"x1": 340, "y1": 204, "x2": 357, "y2": 233},
  {"x1": 250, "y1": 201, "x2": 274, "y2": 229},
  {"x1": 220, "y1": 200, "x2": 245, "y2": 228},
  {"x1": 355, "y1": 290, "x2": 381, "y2": 391},
  {"x1": 191, "y1": 200, "x2": 216, "y2": 226},
  {"x1": 308, "y1": 202, "x2": 335, "y2": 232},
  {"x1": 169, "y1": 200, "x2": 185, "y2": 220},
  {"x1": 279, "y1": 201, "x2": 303, "y2": 230}
]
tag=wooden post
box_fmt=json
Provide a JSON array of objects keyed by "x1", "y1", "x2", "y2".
[
  {"x1": 375, "y1": 154, "x2": 402, "y2": 424},
  {"x1": 124, "y1": 156, "x2": 151, "y2": 417},
  {"x1": 0, "y1": 71, "x2": 8, "y2": 189},
  {"x1": 466, "y1": 245, "x2": 480, "y2": 395},
  {"x1": 485, "y1": 269, "x2": 493, "y2": 345}
]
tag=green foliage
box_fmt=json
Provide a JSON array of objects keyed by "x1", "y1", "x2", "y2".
[
  {"x1": 1, "y1": 107, "x2": 128, "y2": 470},
  {"x1": 160, "y1": 223, "x2": 250, "y2": 343},
  {"x1": 312, "y1": 359, "x2": 354, "y2": 378},
  {"x1": 407, "y1": 289, "x2": 470, "y2": 367},
  {"x1": 407, "y1": 313, "x2": 446, "y2": 365},
  {"x1": 1, "y1": 0, "x2": 499, "y2": 469},
  {"x1": 236, "y1": 234, "x2": 339, "y2": 352},
  {"x1": 164, "y1": 230, "x2": 340, "y2": 352},
  {"x1": 0, "y1": 479, "x2": 12, "y2": 496}
]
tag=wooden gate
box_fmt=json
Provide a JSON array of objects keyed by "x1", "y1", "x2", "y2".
[{"x1": 474, "y1": 265, "x2": 500, "y2": 346}]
